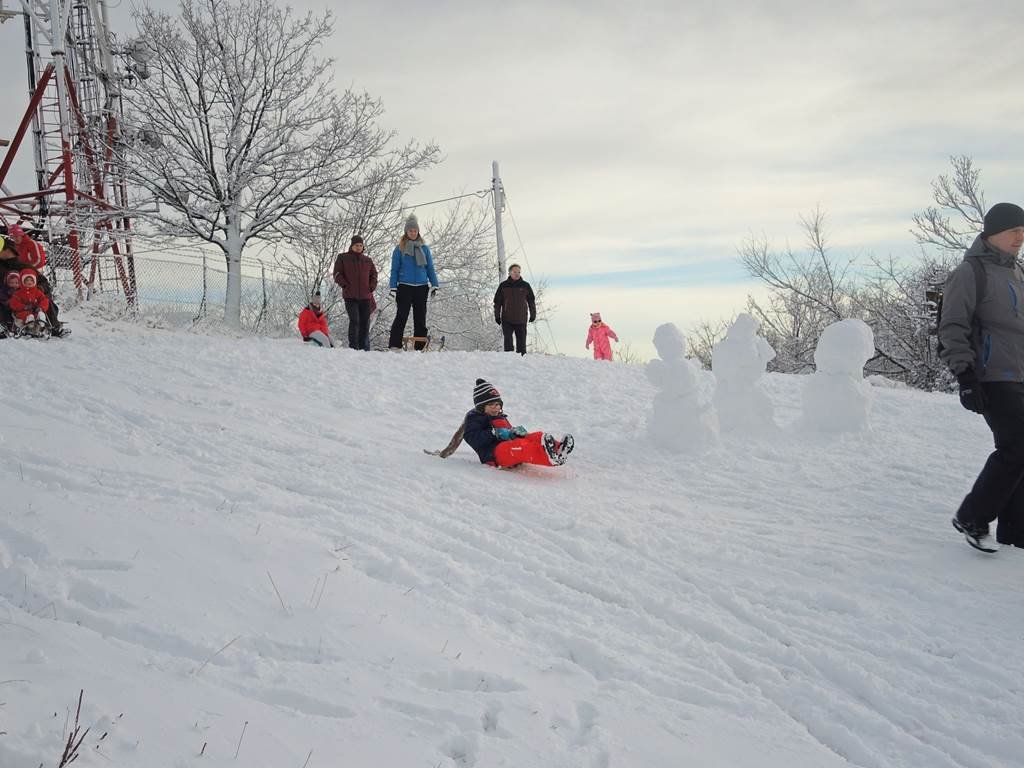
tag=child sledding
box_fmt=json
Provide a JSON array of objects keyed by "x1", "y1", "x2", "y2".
[
  {"x1": 425, "y1": 378, "x2": 574, "y2": 468},
  {"x1": 6, "y1": 268, "x2": 51, "y2": 338}
]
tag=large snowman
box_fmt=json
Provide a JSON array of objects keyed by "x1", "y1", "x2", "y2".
[
  {"x1": 646, "y1": 323, "x2": 719, "y2": 452},
  {"x1": 801, "y1": 318, "x2": 875, "y2": 433},
  {"x1": 711, "y1": 313, "x2": 777, "y2": 435}
]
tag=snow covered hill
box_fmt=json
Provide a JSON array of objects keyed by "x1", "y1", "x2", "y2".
[{"x1": 1, "y1": 313, "x2": 1022, "y2": 768}]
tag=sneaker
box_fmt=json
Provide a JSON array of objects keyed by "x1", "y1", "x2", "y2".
[{"x1": 952, "y1": 516, "x2": 997, "y2": 553}]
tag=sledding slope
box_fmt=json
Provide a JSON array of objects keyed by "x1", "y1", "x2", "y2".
[{"x1": 0, "y1": 313, "x2": 1021, "y2": 768}]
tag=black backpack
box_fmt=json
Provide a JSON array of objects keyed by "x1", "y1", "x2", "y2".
[{"x1": 930, "y1": 256, "x2": 986, "y2": 356}]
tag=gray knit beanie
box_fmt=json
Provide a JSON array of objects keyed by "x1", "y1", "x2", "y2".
[{"x1": 404, "y1": 214, "x2": 419, "y2": 233}]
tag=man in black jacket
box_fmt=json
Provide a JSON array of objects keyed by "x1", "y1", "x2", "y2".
[{"x1": 493, "y1": 264, "x2": 536, "y2": 355}]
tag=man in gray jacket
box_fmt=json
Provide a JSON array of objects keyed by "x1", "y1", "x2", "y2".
[{"x1": 940, "y1": 202, "x2": 1024, "y2": 551}]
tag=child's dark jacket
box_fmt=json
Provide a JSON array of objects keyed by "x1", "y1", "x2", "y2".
[{"x1": 463, "y1": 409, "x2": 513, "y2": 464}]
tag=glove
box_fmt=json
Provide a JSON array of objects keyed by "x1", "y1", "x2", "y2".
[
  {"x1": 430, "y1": 286, "x2": 438, "y2": 298},
  {"x1": 512, "y1": 425, "x2": 528, "y2": 437},
  {"x1": 957, "y1": 370, "x2": 986, "y2": 414},
  {"x1": 389, "y1": 288, "x2": 397, "y2": 298},
  {"x1": 493, "y1": 427, "x2": 514, "y2": 441},
  {"x1": 495, "y1": 315, "x2": 502, "y2": 325},
  {"x1": 529, "y1": 315, "x2": 536, "y2": 323}
]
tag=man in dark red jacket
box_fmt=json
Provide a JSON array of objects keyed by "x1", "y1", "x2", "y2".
[
  {"x1": 493, "y1": 263, "x2": 536, "y2": 355},
  {"x1": 333, "y1": 235, "x2": 378, "y2": 350}
]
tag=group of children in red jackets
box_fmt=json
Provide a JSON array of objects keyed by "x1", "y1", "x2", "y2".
[
  {"x1": 1, "y1": 225, "x2": 59, "y2": 338},
  {"x1": 1, "y1": 269, "x2": 50, "y2": 333}
]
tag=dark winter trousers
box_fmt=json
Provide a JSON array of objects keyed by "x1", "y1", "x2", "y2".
[
  {"x1": 389, "y1": 284, "x2": 429, "y2": 350},
  {"x1": 344, "y1": 298, "x2": 372, "y2": 350},
  {"x1": 957, "y1": 382, "x2": 1024, "y2": 545},
  {"x1": 502, "y1": 322, "x2": 527, "y2": 355}
]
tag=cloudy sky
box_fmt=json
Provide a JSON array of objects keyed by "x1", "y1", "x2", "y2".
[{"x1": 2, "y1": 0, "x2": 1022, "y2": 358}]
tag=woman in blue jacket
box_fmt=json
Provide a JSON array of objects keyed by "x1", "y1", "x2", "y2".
[{"x1": 388, "y1": 214, "x2": 439, "y2": 350}]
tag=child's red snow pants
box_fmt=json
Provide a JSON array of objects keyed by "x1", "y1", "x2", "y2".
[{"x1": 493, "y1": 432, "x2": 553, "y2": 468}]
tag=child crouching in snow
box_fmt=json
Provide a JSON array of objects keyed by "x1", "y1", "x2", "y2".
[
  {"x1": 461, "y1": 379, "x2": 573, "y2": 467},
  {"x1": 298, "y1": 291, "x2": 334, "y2": 347},
  {"x1": 9, "y1": 268, "x2": 50, "y2": 334}
]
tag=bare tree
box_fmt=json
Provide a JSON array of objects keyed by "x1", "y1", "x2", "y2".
[
  {"x1": 854, "y1": 251, "x2": 958, "y2": 389},
  {"x1": 615, "y1": 341, "x2": 647, "y2": 365},
  {"x1": 738, "y1": 208, "x2": 859, "y2": 372},
  {"x1": 685, "y1": 318, "x2": 731, "y2": 369},
  {"x1": 417, "y1": 198, "x2": 502, "y2": 351},
  {"x1": 911, "y1": 155, "x2": 986, "y2": 253},
  {"x1": 120, "y1": 0, "x2": 438, "y2": 327}
]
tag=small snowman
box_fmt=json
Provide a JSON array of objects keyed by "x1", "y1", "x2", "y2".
[
  {"x1": 712, "y1": 313, "x2": 777, "y2": 435},
  {"x1": 801, "y1": 318, "x2": 875, "y2": 432},
  {"x1": 646, "y1": 323, "x2": 719, "y2": 452}
]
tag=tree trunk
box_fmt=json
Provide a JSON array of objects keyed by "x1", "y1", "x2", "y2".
[{"x1": 224, "y1": 216, "x2": 243, "y2": 328}]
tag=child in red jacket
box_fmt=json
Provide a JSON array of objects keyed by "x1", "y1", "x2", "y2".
[
  {"x1": 9, "y1": 268, "x2": 50, "y2": 333},
  {"x1": 461, "y1": 379, "x2": 574, "y2": 467},
  {"x1": 297, "y1": 292, "x2": 334, "y2": 347}
]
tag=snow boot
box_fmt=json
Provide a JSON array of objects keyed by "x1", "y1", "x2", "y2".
[
  {"x1": 542, "y1": 433, "x2": 574, "y2": 466},
  {"x1": 952, "y1": 516, "x2": 997, "y2": 553},
  {"x1": 557, "y1": 434, "x2": 574, "y2": 462},
  {"x1": 543, "y1": 433, "x2": 564, "y2": 466}
]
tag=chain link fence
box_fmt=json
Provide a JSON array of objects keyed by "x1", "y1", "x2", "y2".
[{"x1": 45, "y1": 245, "x2": 307, "y2": 336}]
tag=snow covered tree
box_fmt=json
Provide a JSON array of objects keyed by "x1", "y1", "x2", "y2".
[
  {"x1": 738, "y1": 208, "x2": 859, "y2": 373},
  {"x1": 686, "y1": 318, "x2": 731, "y2": 369},
  {"x1": 420, "y1": 199, "x2": 504, "y2": 351},
  {"x1": 854, "y1": 251, "x2": 956, "y2": 389},
  {"x1": 911, "y1": 155, "x2": 986, "y2": 254},
  {"x1": 120, "y1": 0, "x2": 438, "y2": 327}
]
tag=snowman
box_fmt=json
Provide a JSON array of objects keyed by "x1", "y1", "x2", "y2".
[
  {"x1": 712, "y1": 313, "x2": 777, "y2": 435},
  {"x1": 801, "y1": 318, "x2": 875, "y2": 432},
  {"x1": 646, "y1": 323, "x2": 719, "y2": 452}
]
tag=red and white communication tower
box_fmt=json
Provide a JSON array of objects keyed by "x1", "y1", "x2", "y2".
[{"x1": 0, "y1": 0, "x2": 146, "y2": 303}]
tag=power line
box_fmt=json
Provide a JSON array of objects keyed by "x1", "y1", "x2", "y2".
[
  {"x1": 391, "y1": 188, "x2": 492, "y2": 215},
  {"x1": 503, "y1": 191, "x2": 560, "y2": 355}
]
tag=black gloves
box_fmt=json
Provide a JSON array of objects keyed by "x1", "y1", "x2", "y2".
[
  {"x1": 529, "y1": 315, "x2": 536, "y2": 323},
  {"x1": 957, "y1": 370, "x2": 986, "y2": 414},
  {"x1": 430, "y1": 286, "x2": 438, "y2": 298},
  {"x1": 494, "y1": 315, "x2": 502, "y2": 325}
]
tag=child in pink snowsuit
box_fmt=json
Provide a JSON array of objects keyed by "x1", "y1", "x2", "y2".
[{"x1": 586, "y1": 312, "x2": 618, "y2": 361}]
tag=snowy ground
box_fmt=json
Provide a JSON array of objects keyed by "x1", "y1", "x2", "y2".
[{"x1": 1, "y1": 308, "x2": 1022, "y2": 768}]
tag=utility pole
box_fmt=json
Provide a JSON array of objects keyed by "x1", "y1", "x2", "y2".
[{"x1": 492, "y1": 161, "x2": 506, "y2": 279}]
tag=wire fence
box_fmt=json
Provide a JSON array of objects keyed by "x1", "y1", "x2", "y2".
[{"x1": 45, "y1": 245, "x2": 309, "y2": 336}]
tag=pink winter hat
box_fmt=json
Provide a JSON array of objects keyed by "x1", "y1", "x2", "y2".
[{"x1": 590, "y1": 312, "x2": 601, "y2": 322}]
